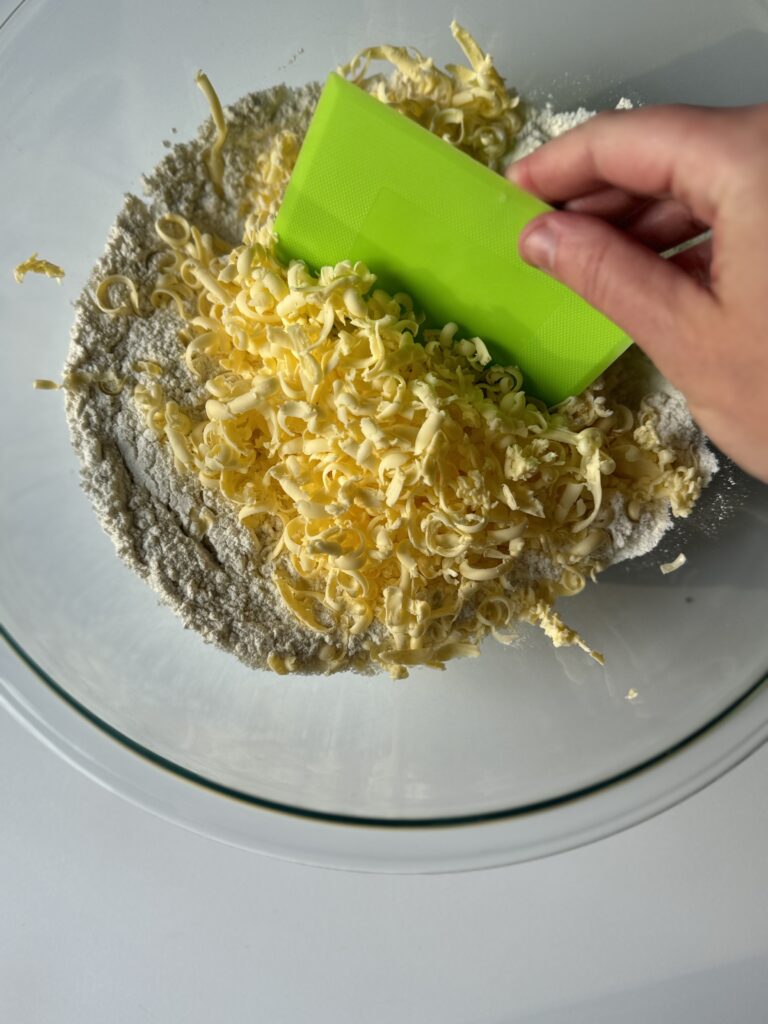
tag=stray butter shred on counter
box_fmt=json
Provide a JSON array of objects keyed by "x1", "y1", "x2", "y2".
[
  {"x1": 14, "y1": 253, "x2": 65, "y2": 284},
  {"x1": 660, "y1": 553, "x2": 687, "y2": 574}
]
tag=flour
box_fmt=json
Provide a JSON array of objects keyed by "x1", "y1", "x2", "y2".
[
  {"x1": 63, "y1": 81, "x2": 716, "y2": 673},
  {"x1": 64, "y1": 84, "x2": 358, "y2": 673},
  {"x1": 510, "y1": 95, "x2": 633, "y2": 159},
  {"x1": 588, "y1": 344, "x2": 717, "y2": 563},
  {"x1": 511, "y1": 104, "x2": 595, "y2": 159}
]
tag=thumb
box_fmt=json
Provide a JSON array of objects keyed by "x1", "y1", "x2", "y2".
[{"x1": 518, "y1": 211, "x2": 712, "y2": 381}]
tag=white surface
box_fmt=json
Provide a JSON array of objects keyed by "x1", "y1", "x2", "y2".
[
  {"x1": 2, "y1": 642, "x2": 767, "y2": 1022},
  {"x1": 2, "y1": 0, "x2": 767, "y2": 1014}
]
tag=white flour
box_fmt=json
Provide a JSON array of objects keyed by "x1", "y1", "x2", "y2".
[
  {"x1": 63, "y1": 83, "x2": 716, "y2": 673},
  {"x1": 64, "y1": 83, "x2": 351, "y2": 673},
  {"x1": 511, "y1": 95, "x2": 634, "y2": 159}
]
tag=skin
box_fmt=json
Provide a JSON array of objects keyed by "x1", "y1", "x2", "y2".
[{"x1": 506, "y1": 104, "x2": 768, "y2": 483}]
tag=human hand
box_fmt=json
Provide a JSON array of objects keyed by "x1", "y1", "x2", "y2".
[{"x1": 507, "y1": 104, "x2": 768, "y2": 482}]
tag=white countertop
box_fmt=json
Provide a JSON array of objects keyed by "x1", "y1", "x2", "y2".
[
  {"x1": 2, "y1": 2, "x2": 767, "y2": 1018},
  {"x1": 2, "y1": 639, "x2": 767, "y2": 1023}
]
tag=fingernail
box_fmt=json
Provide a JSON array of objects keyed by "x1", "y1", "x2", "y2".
[{"x1": 520, "y1": 220, "x2": 558, "y2": 270}]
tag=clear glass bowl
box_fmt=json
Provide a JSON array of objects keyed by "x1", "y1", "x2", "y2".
[{"x1": 1, "y1": 0, "x2": 767, "y2": 871}]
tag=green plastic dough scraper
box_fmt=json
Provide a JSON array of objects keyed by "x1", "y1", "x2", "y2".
[{"x1": 274, "y1": 73, "x2": 631, "y2": 405}]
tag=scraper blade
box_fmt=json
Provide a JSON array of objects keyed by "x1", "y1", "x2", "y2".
[{"x1": 275, "y1": 73, "x2": 631, "y2": 405}]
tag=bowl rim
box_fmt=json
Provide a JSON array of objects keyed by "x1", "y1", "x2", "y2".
[
  {"x1": 3, "y1": 0, "x2": 768, "y2": 870},
  {"x1": 3, "y1": 624, "x2": 767, "y2": 872}
]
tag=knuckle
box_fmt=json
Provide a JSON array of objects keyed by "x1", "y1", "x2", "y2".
[
  {"x1": 560, "y1": 229, "x2": 615, "y2": 309},
  {"x1": 590, "y1": 108, "x2": 624, "y2": 130},
  {"x1": 706, "y1": 107, "x2": 768, "y2": 179}
]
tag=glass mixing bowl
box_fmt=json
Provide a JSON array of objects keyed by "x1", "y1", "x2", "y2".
[{"x1": 1, "y1": 0, "x2": 767, "y2": 871}]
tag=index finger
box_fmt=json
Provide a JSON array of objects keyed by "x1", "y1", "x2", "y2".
[{"x1": 507, "y1": 105, "x2": 733, "y2": 226}]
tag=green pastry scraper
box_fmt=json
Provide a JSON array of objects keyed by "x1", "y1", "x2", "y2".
[{"x1": 275, "y1": 73, "x2": 631, "y2": 405}]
